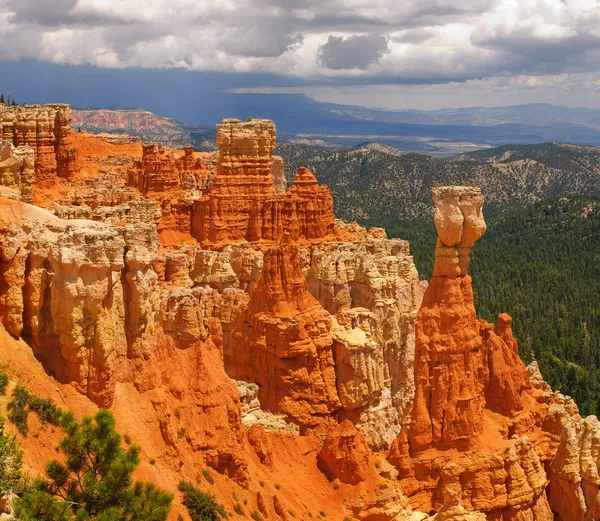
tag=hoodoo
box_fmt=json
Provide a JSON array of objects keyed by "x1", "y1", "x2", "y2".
[
  {"x1": 191, "y1": 118, "x2": 339, "y2": 247},
  {"x1": 409, "y1": 186, "x2": 531, "y2": 451},
  {"x1": 0, "y1": 104, "x2": 78, "y2": 182}
]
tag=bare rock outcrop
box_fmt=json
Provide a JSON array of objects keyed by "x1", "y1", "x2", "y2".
[
  {"x1": 409, "y1": 186, "x2": 530, "y2": 451},
  {"x1": 307, "y1": 232, "x2": 425, "y2": 449},
  {"x1": 0, "y1": 141, "x2": 34, "y2": 203},
  {"x1": 318, "y1": 420, "x2": 371, "y2": 484},
  {"x1": 0, "y1": 104, "x2": 78, "y2": 182},
  {"x1": 127, "y1": 143, "x2": 214, "y2": 235},
  {"x1": 191, "y1": 119, "x2": 341, "y2": 248}
]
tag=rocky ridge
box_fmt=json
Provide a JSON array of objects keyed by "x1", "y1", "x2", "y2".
[{"x1": 0, "y1": 109, "x2": 599, "y2": 521}]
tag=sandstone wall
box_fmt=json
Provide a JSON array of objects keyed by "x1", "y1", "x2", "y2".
[
  {"x1": 0, "y1": 141, "x2": 34, "y2": 203},
  {"x1": 0, "y1": 104, "x2": 78, "y2": 182},
  {"x1": 127, "y1": 143, "x2": 214, "y2": 235}
]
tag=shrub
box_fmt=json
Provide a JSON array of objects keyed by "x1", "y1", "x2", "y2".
[
  {"x1": 202, "y1": 469, "x2": 215, "y2": 485},
  {"x1": 150, "y1": 458, "x2": 156, "y2": 465},
  {"x1": 28, "y1": 395, "x2": 61, "y2": 425},
  {"x1": 0, "y1": 369, "x2": 8, "y2": 395},
  {"x1": 124, "y1": 433, "x2": 132, "y2": 444},
  {"x1": 251, "y1": 510, "x2": 261, "y2": 521},
  {"x1": 234, "y1": 503, "x2": 244, "y2": 515},
  {"x1": 259, "y1": 480, "x2": 265, "y2": 487},
  {"x1": 178, "y1": 427, "x2": 187, "y2": 439},
  {"x1": 13, "y1": 409, "x2": 173, "y2": 521},
  {"x1": 274, "y1": 483, "x2": 281, "y2": 490},
  {"x1": 0, "y1": 415, "x2": 23, "y2": 499},
  {"x1": 179, "y1": 481, "x2": 226, "y2": 521},
  {"x1": 7, "y1": 385, "x2": 62, "y2": 437},
  {"x1": 7, "y1": 385, "x2": 31, "y2": 436}
]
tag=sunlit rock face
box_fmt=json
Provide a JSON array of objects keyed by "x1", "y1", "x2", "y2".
[
  {"x1": 191, "y1": 118, "x2": 340, "y2": 248},
  {"x1": 0, "y1": 141, "x2": 34, "y2": 203},
  {"x1": 4, "y1": 112, "x2": 600, "y2": 521},
  {"x1": 0, "y1": 104, "x2": 78, "y2": 182}
]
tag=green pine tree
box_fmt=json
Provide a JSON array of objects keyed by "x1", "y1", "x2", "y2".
[
  {"x1": 0, "y1": 94, "x2": 4, "y2": 105},
  {"x1": 0, "y1": 415, "x2": 23, "y2": 504},
  {"x1": 13, "y1": 409, "x2": 173, "y2": 521}
]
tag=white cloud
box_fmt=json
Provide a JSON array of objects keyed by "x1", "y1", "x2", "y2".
[{"x1": 1, "y1": 0, "x2": 600, "y2": 90}]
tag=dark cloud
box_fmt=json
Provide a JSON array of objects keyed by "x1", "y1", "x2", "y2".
[
  {"x1": 5, "y1": 0, "x2": 120, "y2": 27},
  {"x1": 221, "y1": 19, "x2": 304, "y2": 58},
  {"x1": 318, "y1": 33, "x2": 389, "y2": 70}
]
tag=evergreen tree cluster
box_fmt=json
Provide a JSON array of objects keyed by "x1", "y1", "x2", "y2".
[
  {"x1": 380, "y1": 196, "x2": 600, "y2": 416},
  {"x1": 0, "y1": 93, "x2": 18, "y2": 106}
]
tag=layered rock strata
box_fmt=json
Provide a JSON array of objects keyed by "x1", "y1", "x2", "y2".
[
  {"x1": 127, "y1": 143, "x2": 214, "y2": 234},
  {"x1": 0, "y1": 197, "x2": 247, "y2": 482},
  {"x1": 0, "y1": 141, "x2": 34, "y2": 203},
  {"x1": 409, "y1": 186, "x2": 530, "y2": 451},
  {"x1": 0, "y1": 104, "x2": 78, "y2": 182},
  {"x1": 191, "y1": 119, "x2": 339, "y2": 248}
]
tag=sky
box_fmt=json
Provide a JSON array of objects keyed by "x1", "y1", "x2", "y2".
[{"x1": 2, "y1": 0, "x2": 600, "y2": 109}]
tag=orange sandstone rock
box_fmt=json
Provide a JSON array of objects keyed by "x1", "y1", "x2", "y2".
[
  {"x1": 191, "y1": 118, "x2": 339, "y2": 248},
  {"x1": 318, "y1": 420, "x2": 371, "y2": 484},
  {"x1": 0, "y1": 104, "x2": 78, "y2": 183},
  {"x1": 228, "y1": 244, "x2": 340, "y2": 437},
  {"x1": 409, "y1": 187, "x2": 530, "y2": 452}
]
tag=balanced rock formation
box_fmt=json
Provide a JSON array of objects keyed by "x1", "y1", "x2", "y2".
[
  {"x1": 191, "y1": 118, "x2": 339, "y2": 248},
  {"x1": 0, "y1": 104, "x2": 78, "y2": 182},
  {"x1": 389, "y1": 186, "x2": 600, "y2": 520},
  {"x1": 0, "y1": 141, "x2": 34, "y2": 203},
  {"x1": 409, "y1": 186, "x2": 530, "y2": 451}
]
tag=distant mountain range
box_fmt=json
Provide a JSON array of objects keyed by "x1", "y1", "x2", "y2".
[
  {"x1": 277, "y1": 141, "x2": 600, "y2": 222},
  {"x1": 73, "y1": 99, "x2": 600, "y2": 155},
  {"x1": 72, "y1": 109, "x2": 216, "y2": 150}
]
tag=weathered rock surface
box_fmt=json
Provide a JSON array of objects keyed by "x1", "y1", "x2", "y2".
[
  {"x1": 0, "y1": 141, "x2": 34, "y2": 203},
  {"x1": 307, "y1": 232, "x2": 425, "y2": 450},
  {"x1": 318, "y1": 420, "x2": 371, "y2": 484},
  {"x1": 127, "y1": 143, "x2": 214, "y2": 235},
  {"x1": 6, "y1": 116, "x2": 600, "y2": 521},
  {"x1": 393, "y1": 186, "x2": 600, "y2": 520},
  {"x1": 0, "y1": 104, "x2": 78, "y2": 182},
  {"x1": 409, "y1": 186, "x2": 530, "y2": 452},
  {"x1": 191, "y1": 119, "x2": 340, "y2": 247}
]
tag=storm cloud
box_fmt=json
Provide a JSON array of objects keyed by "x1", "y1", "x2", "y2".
[
  {"x1": 318, "y1": 34, "x2": 389, "y2": 70},
  {"x1": 1, "y1": 0, "x2": 600, "y2": 101}
]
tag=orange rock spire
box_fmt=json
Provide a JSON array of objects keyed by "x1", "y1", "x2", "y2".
[
  {"x1": 191, "y1": 118, "x2": 338, "y2": 248},
  {"x1": 409, "y1": 186, "x2": 530, "y2": 451}
]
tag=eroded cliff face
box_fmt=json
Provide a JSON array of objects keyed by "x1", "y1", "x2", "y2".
[
  {"x1": 0, "y1": 141, "x2": 34, "y2": 203},
  {"x1": 2, "y1": 110, "x2": 599, "y2": 521},
  {"x1": 0, "y1": 104, "x2": 78, "y2": 183}
]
